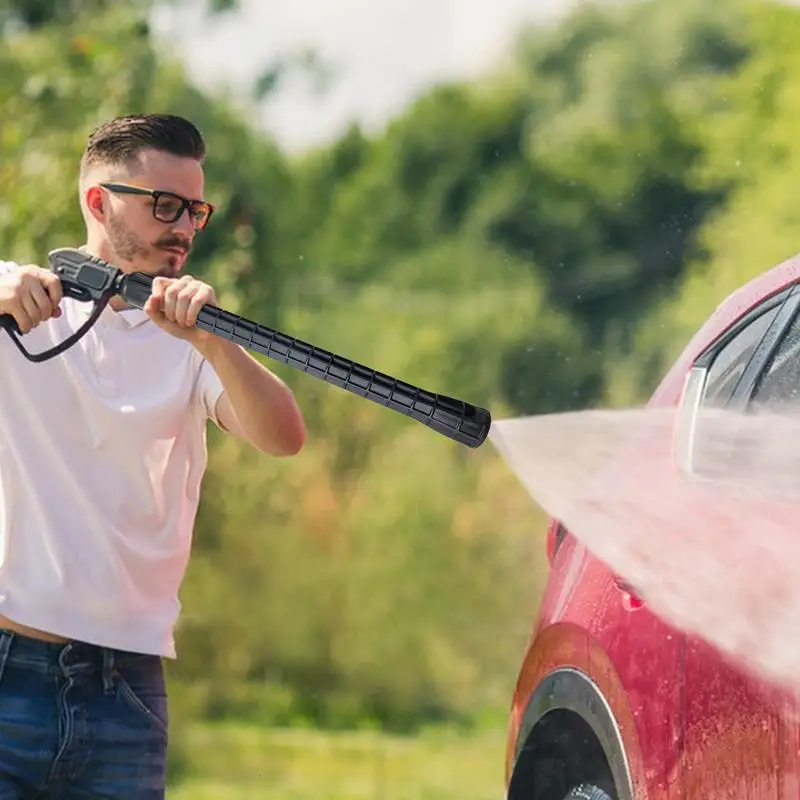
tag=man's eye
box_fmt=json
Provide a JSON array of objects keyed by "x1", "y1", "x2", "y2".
[{"x1": 157, "y1": 199, "x2": 182, "y2": 215}]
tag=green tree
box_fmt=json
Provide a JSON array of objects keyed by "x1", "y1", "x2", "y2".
[
  {"x1": 609, "y1": 0, "x2": 800, "y2": 404},
  {"x1": 485, "y1": 0, "x2": 749, "y2": 337}
]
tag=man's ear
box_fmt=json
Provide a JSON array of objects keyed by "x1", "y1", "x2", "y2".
[{"x1": 84, "y1": 186, "x2": 105, "y2": 222}]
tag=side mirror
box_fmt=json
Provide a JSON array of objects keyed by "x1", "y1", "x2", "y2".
[
  {"x1": 673, "y1": 365, "x2": 754, "y2": 485},
  {"x1": 674, "y1": 366, "x2": 708, "y2": 477},
  {"x1": 674, "y1": 362, "x2": 800, "y2": 497}
]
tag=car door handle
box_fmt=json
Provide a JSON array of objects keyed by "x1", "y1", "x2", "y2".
[{"x1": 614, "y1": 577, "x2": 645, "y2": 611}]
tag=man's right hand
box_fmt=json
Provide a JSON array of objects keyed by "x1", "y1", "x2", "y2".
[{"x1": 0, "y1": 264, "x2": 63, "y2": 334}]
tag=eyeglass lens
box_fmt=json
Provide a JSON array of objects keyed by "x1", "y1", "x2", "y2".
[{"x1": 154, "y1": 193, "x2": 210, "y2": 229}]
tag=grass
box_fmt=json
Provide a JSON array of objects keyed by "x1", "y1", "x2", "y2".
[{"x1": 167, "y1": 721, "x2": 508, "y2": 799}]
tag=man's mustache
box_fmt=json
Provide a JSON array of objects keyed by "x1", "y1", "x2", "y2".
[{"x1": 157, "y1": 238, "x2": 191, "y2": 253}]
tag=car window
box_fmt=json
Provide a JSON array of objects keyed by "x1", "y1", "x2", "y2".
[
  {"x1": 682, "y1": 302, "x2": 782, "y2": 483},
  {"x1": 750, "y1": 310, "x2": 800, "y2": 412},
  {"x1": 703, "y1": 304, "x2": 781, "y2": 407}
]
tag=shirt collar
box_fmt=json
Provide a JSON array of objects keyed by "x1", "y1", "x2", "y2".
[{"x1": 100, "y1": 304, "x2": 149, "y2": 329}]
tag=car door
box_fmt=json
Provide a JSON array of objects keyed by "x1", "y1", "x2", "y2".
[
  {"x1": 676, "y1": 285, "x2": 800, "y2": 799},
  {"x1": 734, "y1": 293, "x2": 800, "y2": 800}
]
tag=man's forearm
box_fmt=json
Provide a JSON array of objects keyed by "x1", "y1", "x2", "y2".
[{"x1": 197, "y1": 336, "x2": 306, "y2": 456}]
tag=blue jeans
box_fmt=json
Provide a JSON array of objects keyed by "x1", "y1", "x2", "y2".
[{"x1": 0, "y1": 630, "x2": 168, "y2": 798}]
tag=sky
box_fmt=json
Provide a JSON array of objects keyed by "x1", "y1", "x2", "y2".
[{"x1": 150, "y1": 0, "x2": 578, "y2": 153}]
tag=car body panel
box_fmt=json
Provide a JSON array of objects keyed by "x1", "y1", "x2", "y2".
[
  {"x1": 505, "y1": 251, "x2": 800, "y2": 798},
  {"x1": 681, "y1": 635, "x2": 785, "y2": 799}
]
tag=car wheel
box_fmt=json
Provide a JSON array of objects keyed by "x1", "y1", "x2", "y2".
[{"x1": 563, "y1": 785, "x2": 613, "y2": 800}]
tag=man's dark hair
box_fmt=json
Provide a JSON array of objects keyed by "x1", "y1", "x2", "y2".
[{"x1": 80, "y1": 113, "x2": 206, "y2": 177}]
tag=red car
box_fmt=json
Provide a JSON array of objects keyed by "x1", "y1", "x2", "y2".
[{"x1": 504, "y1": 252, "x2": 800, "y2": 800}]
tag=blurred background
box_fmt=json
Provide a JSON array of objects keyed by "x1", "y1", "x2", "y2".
[{"x1": 2, "y1": 0, "x2": 799, "y2": 796}]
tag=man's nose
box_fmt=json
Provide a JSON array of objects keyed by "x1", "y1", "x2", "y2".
[{"x1": 173, "y1": 209, "x2": 196, "y2": 237}]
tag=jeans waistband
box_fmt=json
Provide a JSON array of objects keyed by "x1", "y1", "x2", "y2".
[{"x1": 0, "y1": 630, "x2": 156, "y2": 680}]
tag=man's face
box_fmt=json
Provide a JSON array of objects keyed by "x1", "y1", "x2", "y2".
[{"x1": 97, "y1": 150, "x2": 209, "y2": 278}]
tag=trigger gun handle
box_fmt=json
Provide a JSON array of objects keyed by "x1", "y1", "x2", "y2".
[
  {"x1": 0, "y1": 248, "x2": 121, "y2": 362},
  {"x1": 0, "y1": 277, "x2": 100, "y2": 335}
]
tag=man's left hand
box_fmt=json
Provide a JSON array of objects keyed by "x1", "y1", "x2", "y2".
[{"x1": 144, "y1": 275, "x2": 217, "y2": 345}]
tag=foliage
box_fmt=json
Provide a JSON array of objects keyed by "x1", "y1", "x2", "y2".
[
  {"x1": 612, "y1": 0, "x2": 800, "y2": 400},
  {"x1": 168, "y1": 721, "x2": 507, "y2": 799}
]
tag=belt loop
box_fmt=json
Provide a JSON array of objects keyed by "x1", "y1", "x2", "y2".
[
  {"x1": 0, "y1": 631, "x2": 12, "y2": 686},
  {"x1": 101, "y1": 648, "x2": 115, "y2": 694}
]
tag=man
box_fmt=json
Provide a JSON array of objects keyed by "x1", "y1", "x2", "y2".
[{"x1": 0, "y1": 113, "x2": 306, "y2": 798}]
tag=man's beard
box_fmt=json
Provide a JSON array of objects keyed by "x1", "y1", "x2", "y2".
[
  {"x1": 108, "y1": 210, "x2": 150, "y2": 264},
  {"x1": 107, "y1": 211, "x2": 189, "y2": 278}
]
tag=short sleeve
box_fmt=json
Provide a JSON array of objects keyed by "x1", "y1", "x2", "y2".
[{"x1": 197, "y1": 356, "x2": 225, "y2": 426}]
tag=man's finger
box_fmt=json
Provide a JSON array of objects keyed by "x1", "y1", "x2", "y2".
[
  {"x1": 162, "y1": 282, "x2": 182, "y2": 321},
  {"x1": 29, "y1": 279, "x2": 55, "y2": 320},
  {"x1": 42, "y1": 273, "x2": 63, "y2": 309},
  {"x1": 174, "y1": 287, "x2": 193, "y2": 327},
  {"x1": 20, "y1": 290, "x2": 45, "y2": 326},
  {"x1": 150, "y1": 277, "x2": 168, "y2": 301},
  {"x1": 186, "y1": 291, "x2": 209, "y2": 327},
  {"x1": 13, "y1": 298, "x2": 35, "y2": 334},
  {"x1": 143, "y1": 295, "x2": 162, "y2": 318}
]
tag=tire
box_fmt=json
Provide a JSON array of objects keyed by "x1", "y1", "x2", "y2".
[{"x1": 563, "y1": 785, "x2": 613, "y2": 800}]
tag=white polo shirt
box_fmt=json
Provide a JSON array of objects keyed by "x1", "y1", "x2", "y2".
[{"x1": 0, "y1": 260, "x2": 224, "y2": 658}]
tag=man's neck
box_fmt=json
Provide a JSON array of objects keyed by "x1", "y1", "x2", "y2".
[
  {"x1": 80, "y1": 241, "x2": 106, "y2": 261},
  {"x1": 79, "y1": 243, "x2": 131, "y2": 313}
]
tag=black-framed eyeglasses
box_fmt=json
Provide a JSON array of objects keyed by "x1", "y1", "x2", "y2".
[{"x1": 99, "y1": 182, "x2": 216, "y2": 231}]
